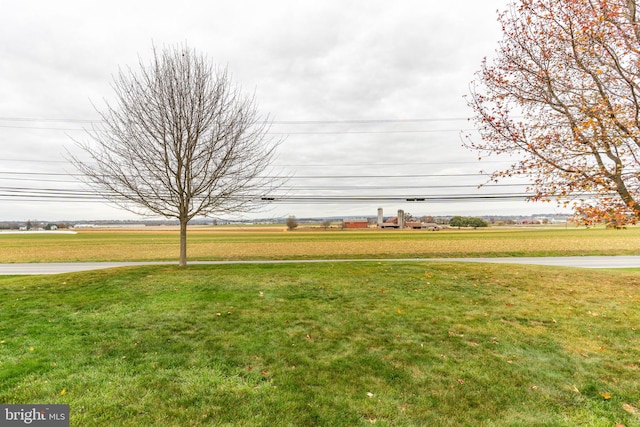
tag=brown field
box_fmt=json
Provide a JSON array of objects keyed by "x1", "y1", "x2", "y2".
[{"x1": 2, "y1": 225, "x2": 640, "y2": 263}]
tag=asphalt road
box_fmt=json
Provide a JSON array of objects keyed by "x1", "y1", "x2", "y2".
[{"x1": 1, "y1": 256, "x2": 640, "y2": 275}]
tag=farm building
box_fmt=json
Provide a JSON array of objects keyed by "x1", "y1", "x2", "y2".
[
  {"x1": 377, "y1": 208, "x2": 442, "y2": 230},
  {"x1": 379, "y1": 216, "x2": 401, "y2": 229},
  {"x1": 378, "y1": 209, "x2": 406, "y2": 229},
  {"x1": 342, "y1": 218, "x2": 369, "y2": 229}
]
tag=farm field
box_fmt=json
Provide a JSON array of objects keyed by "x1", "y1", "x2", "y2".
[
  {"x1": 1, "y1": 262, "x2": 639, "y2": 426},
  {"x1": 2, "y1": 225, "x2": 640, "y2": 263}
]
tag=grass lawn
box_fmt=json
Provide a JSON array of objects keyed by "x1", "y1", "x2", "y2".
[{"x1": 1, "y1": 262, "x2": 639, "y2": 426}]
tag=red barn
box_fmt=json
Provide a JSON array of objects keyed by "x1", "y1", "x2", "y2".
[{"x1": 342, "y1": 218, "x2": 369, "y2": 229}]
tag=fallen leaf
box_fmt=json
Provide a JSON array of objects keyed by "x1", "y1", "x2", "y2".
[
  {"x1": 531, "y1": 385, "x2": 538, "y2": 390},
  {"x1": 601, "y1": 392, "x2": 612, "y2": 400},
  {"x1": 60, "y1": 389, "x2": 66, "y2": 396},
  {"x1": 261, "y1": 370, "x2": 268, "y2": 376},
  {"x1": 247, "y1": 366, "x2": 253, "y2": 372},
  {"x1": 366, "y1": 392, "x2": 374, "y2": 398},
  {"x1": 622, "y1": 403, "x2": 638, "y2": 414},
  {"x1": 456, "y1": 379, "x2": 465, "y2": 384}
]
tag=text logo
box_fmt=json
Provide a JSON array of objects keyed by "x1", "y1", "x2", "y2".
[{"x1": 1, "y1": 405, "x2": 69, "y2": 426}]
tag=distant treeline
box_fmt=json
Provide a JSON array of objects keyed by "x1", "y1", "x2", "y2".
[{"x1": 449, "y1": 216, "x2": 489, "y2": 229}]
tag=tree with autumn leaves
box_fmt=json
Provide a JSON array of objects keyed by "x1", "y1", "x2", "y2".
[{"x1": 466, "y1": 0, "x2": 640, "y2": 226}]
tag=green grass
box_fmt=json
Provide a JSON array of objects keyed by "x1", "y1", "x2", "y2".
[{"x1": 1, "y1": 262, "x2": 639, "y2": 426}]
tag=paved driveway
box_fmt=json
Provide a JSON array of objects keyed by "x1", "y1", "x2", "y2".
[{"x1": 1, "y1": 256, "x2": 640, "y2": 275}]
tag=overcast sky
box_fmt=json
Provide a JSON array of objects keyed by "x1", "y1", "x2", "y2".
[{"x1": 0, "y1": 0, "x2": 570, "y2": 222}]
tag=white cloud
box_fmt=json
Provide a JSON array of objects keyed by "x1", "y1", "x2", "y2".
[{"x1": 0, "y1": 0, "x2": 565, "y2": 221}]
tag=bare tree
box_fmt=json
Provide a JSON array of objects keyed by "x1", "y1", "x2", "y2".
[
  {"x1": 286, "y1": 215, "x2": 298, "y2": 231},
  {"x1": 70, "y1": 45, "x2": 282, "y2": 265}
]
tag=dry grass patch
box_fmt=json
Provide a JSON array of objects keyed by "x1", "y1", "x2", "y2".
[{"x1": 2, "y1": 226, "x2": 640, "y2": 263}]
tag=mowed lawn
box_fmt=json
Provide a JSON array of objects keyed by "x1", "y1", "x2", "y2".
[
  {"x1": 1, "y1": 262, "x2": 639, "y2": 426},
  {"x1": 2, "y1": 226, "x2": 640, "y2": 263}
]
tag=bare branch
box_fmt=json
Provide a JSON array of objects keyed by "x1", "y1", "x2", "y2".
[{"x1": 69, "y1": 44, "x2": 284, "y2": 265}]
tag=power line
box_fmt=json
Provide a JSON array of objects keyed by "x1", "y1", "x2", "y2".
[
  {"x1": 0, "y1": 116, "x2": 468, "y2": 125},
  {"x1": 0, "y1": 124, "x2": 472, "y2": 134},
  {"x1": 0, "y1": 175, "x2": 538, "y2": 203},
  {"x1": 0, "y1": 193, "x2": 537, "y2": 204},
  {"x1": 0, "y1": 124, "x2": 89, "y2": 131},
  {"x1": 0, "y1": 115, "x2": 475, "y2": 134},
  {"x1": 0, "y1": 117, "x2": 99, "y2": 123},
  {"x1": 280, "y1": 173, "x2": 492, "y2": 179},
  {"x1": 271, "y1": 118, "x2": 469, "y2": 124},
  {"x1": 0, "y1": 158, "x2": 69, "y2": 164},
  {"x1": 275, "y1": 160, "x2": 507, "y2": 167},
  {"x1": 271, "y1": 129, "x2": 469, "y2": 135},
  {"x1": 0, "y1": 159, "x2": 509, "y2": 167},
  {"x1": 0, "y1": 171, "x2": 496, "y2": 180},
  {"x1": 280, "y1": 183, "x2": 526, "y2": 190}
]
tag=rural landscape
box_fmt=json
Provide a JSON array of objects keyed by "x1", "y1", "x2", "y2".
[
  {"x1": 4, "y1": 0, "x2": 640, "y2": 426},
  {"x1": 1, "y1": 224, "x2": 640, "y2": 426}
]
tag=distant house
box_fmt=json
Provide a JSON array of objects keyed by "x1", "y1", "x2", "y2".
[{"x1": 343, "y1": 218, "x2": 369, "y2": 229}]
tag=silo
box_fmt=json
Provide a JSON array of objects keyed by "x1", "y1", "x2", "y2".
[
  {"x1": 377, "y1": 208, "x2": 383, "y2": 227},
  {"x1": 398, "y1": 209, "x2": 405, "y2": 229}
]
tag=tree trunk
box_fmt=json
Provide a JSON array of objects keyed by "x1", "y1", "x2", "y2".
[{"x1": 179, "y1": 218, "x2": 187, "y2": 266}]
